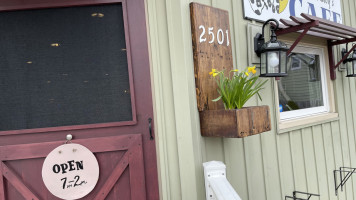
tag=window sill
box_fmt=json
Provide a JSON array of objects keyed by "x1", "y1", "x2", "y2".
[{"x1": 278, "y1": 112, "x2": 339, "y2": 134}]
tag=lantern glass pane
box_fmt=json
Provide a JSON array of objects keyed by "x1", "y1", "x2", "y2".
[
  {"x1": 351, "y1": 52, "x2": 356, "y2": 76},
  {"x1": 280, "y1": 51, "x2": 287, "y2": 73},
  {"x1": 347, "y1": 63, "x2": 353, "y2": 76},
  {"x1": 267, "y1": 51, "x2": 280, "y2": 73},
  {"x1": 261, "y1": 52, "x2": 267, "y2": 75}
]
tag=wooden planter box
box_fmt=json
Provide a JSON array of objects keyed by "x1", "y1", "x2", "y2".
[{"x1": 199, "y1": 106, "x2": 271, "y2": 138}]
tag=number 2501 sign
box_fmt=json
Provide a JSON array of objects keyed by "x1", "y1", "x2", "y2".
[
  {"x1": 190, "y1": 3, "x2": 233, "y2": 110},
  {"x1": 198, "y1": 25, "x2": 230, "y2": 46}
]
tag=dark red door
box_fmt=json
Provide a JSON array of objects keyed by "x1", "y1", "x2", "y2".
[{"x1": 0, "y1": 0, "x2": 159, "y2": 199}]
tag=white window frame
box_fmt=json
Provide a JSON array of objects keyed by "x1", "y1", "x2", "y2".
[{"x1": 279, "y1": 45, "x2": 330, "y2": 121}]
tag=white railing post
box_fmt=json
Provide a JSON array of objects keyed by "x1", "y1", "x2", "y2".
[{"x1": 203, "y1": 161, "x2": 242, "y2": 200}]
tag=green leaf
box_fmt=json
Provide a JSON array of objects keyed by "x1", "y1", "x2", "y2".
[
  {"x1": 209, "y1": 68, "x2": 267, "y2": 109},
  {"x1": 212, "y1": 96, "x2": 222, "y2": 102}
]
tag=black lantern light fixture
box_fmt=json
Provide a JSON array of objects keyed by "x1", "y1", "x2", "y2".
[
  {"x1": 341, "y1": 45, "x2": 356, "y2": 77},
  {"x1": 254, "y1": 19, "x2": 289, "y2": 77}
]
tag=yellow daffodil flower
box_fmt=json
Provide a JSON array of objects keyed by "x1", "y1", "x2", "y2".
[
  {"x1": 211, "y1": 65, "x2": 267, "y2": 110},
  {"x1": 209, "y1": 68, "x2": 216, "y2": 75},
  {"x1": 247, "y1": 66, "x2": 256, "y2": 73}
]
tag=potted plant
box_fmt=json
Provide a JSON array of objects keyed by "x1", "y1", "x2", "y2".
[{"x1": 199, "y1": 66, "x2": 271, "y2": 138}]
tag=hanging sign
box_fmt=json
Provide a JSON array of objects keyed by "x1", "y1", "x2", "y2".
[
  {"x1": 243, "y1": 0, "x2": 343, "y2": 24},
  {"x1": 190, "y1": 3, "x2": 233, "y2": 111},
  {"x1": 42, "y1": 143, "x2": 99, "y2": 200}
]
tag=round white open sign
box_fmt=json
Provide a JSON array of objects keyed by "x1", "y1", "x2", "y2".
[{"x1": 42, "y1": 143, "x2": 99, "y2": 200}]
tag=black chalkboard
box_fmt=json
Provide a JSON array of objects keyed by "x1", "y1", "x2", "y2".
[{"x1": 0, "y1": 4, "x2": 133, "y2": 131}]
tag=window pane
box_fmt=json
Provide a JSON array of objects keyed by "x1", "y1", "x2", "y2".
[
  {"x1": 278, "y1": 53, "x2": 324, "y2": 112},
  {"x1": 280, "y1": 51, "x2": 287, "y2": 74},
  {"x1": 0, "y1": 4, "x2": 133, "y2": 131}
]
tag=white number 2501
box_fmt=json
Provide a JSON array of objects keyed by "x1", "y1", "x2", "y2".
[{"x1": 198, "y1": 25, "x2": 229, "y2": 46}]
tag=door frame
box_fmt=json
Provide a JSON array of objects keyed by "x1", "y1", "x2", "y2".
[{"x1": 0, "y1": 0, "x2": 159, "y2": 199}]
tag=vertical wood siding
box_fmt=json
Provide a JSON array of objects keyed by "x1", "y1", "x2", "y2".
[{"x1": 147, "y1": 0, "x2": 356, "y2": 199}]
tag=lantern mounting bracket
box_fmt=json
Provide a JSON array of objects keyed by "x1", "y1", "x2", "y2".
[
  {"x1": 340, "y1": 43, "x2": 356, "y2": 71},
  {"x1": 339, "y1": 47, "x2": 353, "y2": 72},
  {"x1": 274, "y1": 13, "x2": 356, "y2": 80},
  {"x1": 254, "y1": 18, "x2": 280, "y2": 57},
  {"x1": 254, "y1": 33, "x2": 264, "y2": 57}
]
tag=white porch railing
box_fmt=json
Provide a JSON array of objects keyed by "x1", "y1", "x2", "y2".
[{"x1": 203, "y1": 161, "x2": 242, "y2": 200}]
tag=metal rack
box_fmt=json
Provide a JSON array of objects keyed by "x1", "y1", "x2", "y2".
[
  {"x1": 285, "y1": 191, "x2": 319, "y2": 200},
  {"x1": 334, "y1": 167, "x2": 356, "y2": 195}
]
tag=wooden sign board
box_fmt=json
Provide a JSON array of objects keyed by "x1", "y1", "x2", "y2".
[{"x1": 190, "y1": 3, "x2": 233, "y2": 111}]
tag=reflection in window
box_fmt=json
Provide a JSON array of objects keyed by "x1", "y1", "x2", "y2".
[{"x1": 278, "y1": 53, "x2": 323, "y2": 112}]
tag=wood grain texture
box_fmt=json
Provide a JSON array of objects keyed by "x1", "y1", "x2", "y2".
[
  {"x1": 199, "y1": 106, "x2": 271, "y2": 138},
  {"x1": 0, "y1": 134, "x2": 139, "y2": 161},
  {"x1": 278, "y1": 133, "x2": 295, "y2": 198},
  {"x1": 129, "y1": 144, "x2": 146, "y2": 200},
  {"x1": 300, "y1": 128, "x2": 319, "y2": 195},
  {"x1": 190, "y1": 2, "x2": 233, "y2": 111},
  {"x1": 312, "y1": 125, "x2": 329, "y2": 200},
  {"x1": 0, "y1": 162, "x2": 4, "y2": 200},
  {"x1": 289, "y1": 130, "x2": 308, "y2": 192},
  {"x1": 93, "y1": 153, "x2": 129, "y2": 200},
  {"x1": 1, "y1": 162, "x2": 40, "y2": 200},
  {"x1": 322, "y1": 123, "x2": 338, "y2": 200},
  {"x1": 0, "y1": 135, "x2": 147, "y2": 200}
]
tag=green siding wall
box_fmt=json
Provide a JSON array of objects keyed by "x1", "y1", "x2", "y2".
[{"x1": 146, "y1": 0, "x2": 356, "y2": 199}]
